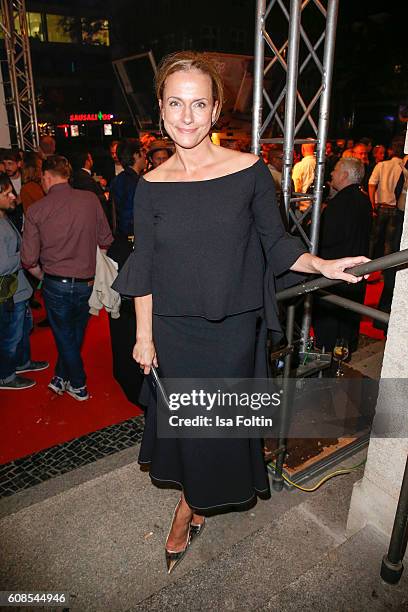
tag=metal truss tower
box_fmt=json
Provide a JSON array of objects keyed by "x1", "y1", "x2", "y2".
[
  {"x1": 251, "y1": 0, "x2": 339, "y2": 346},
  {"x1": 0, "y1": 0, "x2": 39, "y2": 150}
]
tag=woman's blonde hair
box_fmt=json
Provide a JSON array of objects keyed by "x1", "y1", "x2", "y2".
[{"x1": 155, "y1": 51, "x2": 224, "y2": 124}]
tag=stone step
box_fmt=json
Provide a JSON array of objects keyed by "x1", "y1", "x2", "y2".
[
  {"x1": 0, "y1": 447, "x2": 368, "y2": 612},
  {"x1": 350, "y1": 339, "x2": 385, "y2": 378},
  {"x1": 351, "y1": 350, "x2": 384, "y2": 379},
  {"x1": 133, "y1": 515, "x2": 407, "y2": 612},
  {"x1": 261, "y1": 525, "x2": 408, "y2": 612},
  {"x1": 131, "y1": 457, "x2": 366, "y2": 612},
  {"x1": 351, "y1": 338, "x2": 384, "y2": 360},
  {"x1": 131, "y1": 503, "x2": 342, "y2": 612}
]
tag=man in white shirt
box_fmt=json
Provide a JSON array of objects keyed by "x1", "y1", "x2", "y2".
[
  {"x1": 292, "y1": 140, "x2": 316, "y2": 193},
  {"x1": 368, "y1": 137, "x2": 404, "y2": 259}
]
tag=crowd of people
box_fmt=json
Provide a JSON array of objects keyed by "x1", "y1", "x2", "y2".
[
  {"x1": 0, "y1": 123, "x2": 407, "y2": 395},
  {"x1": 264, "y1": 135, "x2": 408, "y2": 354},
  {"x1": 0, "y1": 134, "x2": 174, "y2": 394}
]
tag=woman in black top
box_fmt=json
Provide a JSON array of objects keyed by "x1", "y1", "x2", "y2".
[{"x1": 113, "y1": 51, "x2": 369, "y2": 573}]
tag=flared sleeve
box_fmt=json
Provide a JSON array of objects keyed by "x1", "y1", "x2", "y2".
[
  {"x1": 252, "y1": 160, "x2": 307, "y2": 275},
  {"x1": 111, "y1": 178, "x2": 153, "y2": 297},
  {"x1": 252, "y1": 160, "x2": 308, "y2": 334}
]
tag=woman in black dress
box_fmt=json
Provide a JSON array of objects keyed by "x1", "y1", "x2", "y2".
[{"x1": 113, "y1": 51, "x2": 369, "y2": 573}]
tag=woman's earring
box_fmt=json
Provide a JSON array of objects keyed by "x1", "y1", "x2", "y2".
[{"x1": 159, "y1": 116, "x2": 165, "y2": 138}]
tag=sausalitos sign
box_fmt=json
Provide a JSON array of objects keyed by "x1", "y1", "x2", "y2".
[{"x1": 69, "y1": 111, "x2": 114, "y2": 122}]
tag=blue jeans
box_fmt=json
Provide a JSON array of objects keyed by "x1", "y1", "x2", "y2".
[
  {"x1": 0, "y1": 299, "x2": 32, "y2": 382},
  {"x1": 43, "y1": 278, "x2": 93, "y2": 388}
]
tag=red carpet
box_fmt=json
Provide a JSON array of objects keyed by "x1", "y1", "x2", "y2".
[
  {"x1": 360, "y1": 273, "x2": 386, "y2": 340},
  {"x1": 0, "y1": 278, "x2": 384, "y2": 465},
  {"x1": 0, "y1": 298, "x2": 142, "y2": 465}
]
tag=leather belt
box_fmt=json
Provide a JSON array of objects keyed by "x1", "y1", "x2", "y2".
[{"x1": 44, "y1": 273, "x2": 94, "y2": 283}]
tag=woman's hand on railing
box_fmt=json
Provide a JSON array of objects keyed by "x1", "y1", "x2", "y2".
[
  {"x1": 318, "y1": 256, "x2": 371, "y2": 284},
  {"x1": 291, "y1": 253, "x2": 371, "y2": 282}
]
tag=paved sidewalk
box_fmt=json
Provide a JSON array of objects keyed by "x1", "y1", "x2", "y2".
[
  {"x1": 0, "y1": 446, "x2": 406, "y2": 612},
  {"x1": 349, "y1": 338, "x2": 385, "y2": 379}
]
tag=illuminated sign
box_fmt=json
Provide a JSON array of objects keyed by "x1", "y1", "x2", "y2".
[{"x1": 69, "y1": 111, "x2": 114, "y2": 122}]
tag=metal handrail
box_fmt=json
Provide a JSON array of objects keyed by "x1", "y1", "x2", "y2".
[
  {"x1": 271, "y1": 248, "x2": 408, "y2": 492},
  {"x1": 276, "y1": 249, "x2": 408, "y2": 302},
  {"x1": 316, "y1": 290, "x2": 389, "y2": 325},
  {"x1": 381, "y1": 454, "x2": 408, "y2": 585}
]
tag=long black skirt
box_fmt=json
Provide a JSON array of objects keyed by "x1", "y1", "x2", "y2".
[{"x1": 138, "y1": 310, "x2": 270, "y2": 512}]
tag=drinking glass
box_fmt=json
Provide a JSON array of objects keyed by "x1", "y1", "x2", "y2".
[{"x1": 333, "y1": 338, "x2": 349, "y2": 377}]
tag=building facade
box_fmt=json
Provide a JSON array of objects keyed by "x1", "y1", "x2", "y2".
[{"x1": 0, "y1": 0, "x2": 132, "y2": 146}]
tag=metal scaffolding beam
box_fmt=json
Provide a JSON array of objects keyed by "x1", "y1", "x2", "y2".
[
  {"x1": 0, "y1": 0, "x2": 39, "y2": 150},
  {"x1": 251, "y1": 0, "x2": 339, "y2": 347}
]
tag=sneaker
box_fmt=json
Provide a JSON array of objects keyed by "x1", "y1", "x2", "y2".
[
  {"x1": 0, "y1": 375, "x2": 36, "y2": 390},
  {"x1": 65, "y1": 382, "x2": 89, "y2": 401},
  {"x1": 16, "y1": 360, "x2": 49, "y2": 374},
  {"x1": 48, "y1": 376, "x2": 67, "y2": 395}
]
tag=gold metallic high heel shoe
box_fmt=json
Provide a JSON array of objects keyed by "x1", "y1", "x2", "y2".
[
  {"x1": 189, "y1": 518, "x2": 206, "y2": 544},
  {"x1": 165, "y1": 500, "x2": 191, "y2": 574}
]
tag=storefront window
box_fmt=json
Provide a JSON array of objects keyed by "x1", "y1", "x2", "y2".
[
  {"x1": 1, "y1": 13, "x2": 109, "y2": 46},
  {"x1": 46, "y1": 14, "x2": 78, "y2": 44},
  {"x1": 27, "y1": 12, "x2": 44, "y2": 41},
  {"x1": 0, "y1": 12, "x2": 43, "y2": 40},
  {"x1": 81, "y1": 18, "x2": 110, "y2": 46}
]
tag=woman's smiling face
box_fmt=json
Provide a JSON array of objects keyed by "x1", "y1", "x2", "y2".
[{"x1": 160, "y1": 69, "x2": 218, "y2": 150}]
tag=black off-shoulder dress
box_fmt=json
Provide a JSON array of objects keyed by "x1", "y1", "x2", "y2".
[{"x1": 113, "y1": 158, "x2": 306, "y2": 511}]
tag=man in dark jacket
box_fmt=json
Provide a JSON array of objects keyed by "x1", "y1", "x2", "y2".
[
  {"x1": 110, "y1": 139, "x2": 146, "y2": 237},
  {"x1": 107, "y1": 139, "x2": 146, "y2": 403},
  {"x1": 71, "y1": 149, "x2": 110, "y2": 222},
  {"x1": 313, "y1": 157, "x2": 372, "y2": 354}
]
